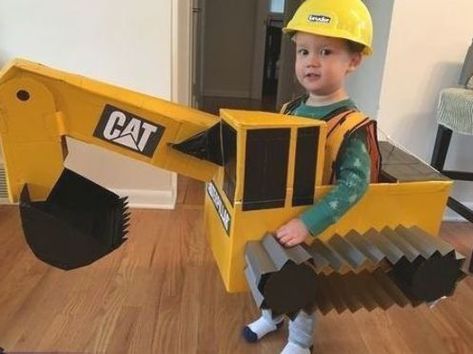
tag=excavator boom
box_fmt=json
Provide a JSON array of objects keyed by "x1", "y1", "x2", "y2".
[{"x1": 0, "y1": 59, "x2": 221, "y2": 203}]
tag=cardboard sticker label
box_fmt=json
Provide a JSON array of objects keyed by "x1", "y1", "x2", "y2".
[
  {"x1": 94, "y1": 104, "x2": 165, "y2": 157},
  {"x1": 207, "y1": 181, "x2": 231, "y2": 235}
]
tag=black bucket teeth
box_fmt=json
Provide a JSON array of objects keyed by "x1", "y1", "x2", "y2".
[
  {"x1": 244, "y1": 227, "x2": 467, "y2": 317},
  {"x1": 20, "y1": 168, "x2": 130, "y2": 270}
]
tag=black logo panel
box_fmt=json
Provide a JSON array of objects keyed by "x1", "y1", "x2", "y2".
[{"x1": 94, "y1": 104, "x2": 165, "y2": 157}]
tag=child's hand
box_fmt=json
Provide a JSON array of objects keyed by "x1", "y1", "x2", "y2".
[{"x1": 275, "y1": 218, "x2": 309, "y2": 247}]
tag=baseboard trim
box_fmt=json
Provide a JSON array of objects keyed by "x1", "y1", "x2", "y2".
[
  {"x1": 0, "y1": 188, "x2": 177, "y2": 209},
  {"x1": 0, "y1": 184, "x2": 178, "y2": 209},
  {"x1": 112, "y1": 188, "x2": 177, "y2": 209}
]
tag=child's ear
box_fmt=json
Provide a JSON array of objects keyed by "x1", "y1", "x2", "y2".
[{"x1": 347, "y1": 53, "x2": 363, "y2": 73}]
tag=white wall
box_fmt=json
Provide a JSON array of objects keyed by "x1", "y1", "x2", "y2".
[
  {"x1": 346, "y1": 0, "x2": 394, "y2": 119},
  {"x1": 0, "y1": 0, "x2": 178, "y2": 208},
  {"x1": 377, "y1": 0, "x2": 473, "y2": 210}
]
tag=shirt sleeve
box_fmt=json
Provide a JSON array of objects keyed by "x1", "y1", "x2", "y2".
[{"x1": 299, "y1": 130, "x2": 371, "y2": 236}]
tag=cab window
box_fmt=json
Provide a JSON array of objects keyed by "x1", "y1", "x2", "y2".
[
  {"x1": 243, "y1": 128, "x2": 290, "y2": 211},
  {"x1": 292, "y1": 127, "x2": 319, "y2": 206}
]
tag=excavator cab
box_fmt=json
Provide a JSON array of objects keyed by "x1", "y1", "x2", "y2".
[{"x1": 198, "y1": 109, "x2": 326, "y2": 291}]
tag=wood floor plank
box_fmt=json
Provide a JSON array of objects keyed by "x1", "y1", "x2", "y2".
[{"x1": 1, "y1": 178, "x2": 473, "y2": 353}]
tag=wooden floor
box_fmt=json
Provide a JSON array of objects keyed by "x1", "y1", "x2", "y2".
[{"x1": 1, "y1": 178, "x2": 473, "y2": 354}]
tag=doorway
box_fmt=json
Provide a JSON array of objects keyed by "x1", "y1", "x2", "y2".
[
  {"x1": 191, "y1": 0, "x2": 300, "y2": 115},
  {"x1": 261, "y1": 15, "x2": 283, "y2": 109}
]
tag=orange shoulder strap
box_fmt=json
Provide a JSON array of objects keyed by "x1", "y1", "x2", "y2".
[
  {"x1": 323, "y1": 111, "x2": 381, "y2": 184},
  {"x1": 280, "y1": 95, "x2": 308, "y2": 114}
]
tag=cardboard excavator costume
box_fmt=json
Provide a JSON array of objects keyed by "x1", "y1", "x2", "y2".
[{"x1": 0, "y1": 59, "x2": 469, "y2": 319}]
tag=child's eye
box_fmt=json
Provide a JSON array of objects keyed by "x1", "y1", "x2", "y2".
[
  {"x1": 297, "y1": 48, "x2": 309, "y2": 56},
  {"x1": 320, "y1": 48, "x2": 332, "y2": 56}
]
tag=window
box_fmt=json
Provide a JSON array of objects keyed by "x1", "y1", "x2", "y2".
[{"x1": 270, "y1": 0, "x2": 285, "y2": 14}]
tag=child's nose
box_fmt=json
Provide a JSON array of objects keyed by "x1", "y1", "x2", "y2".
[{"x1": 306, "y1": 54, "x2": 321, "y2": 67}]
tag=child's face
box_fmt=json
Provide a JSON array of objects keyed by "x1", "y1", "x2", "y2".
[{"x1": 294, "y1": 32, "x2": 362, "y2": 97}]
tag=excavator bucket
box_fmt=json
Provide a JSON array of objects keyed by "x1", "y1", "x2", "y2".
[{"x1": 19, "y1": 168, "x2": 130, "y2": 270}]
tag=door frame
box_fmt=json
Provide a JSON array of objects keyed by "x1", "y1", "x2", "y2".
[
  {"x1": 171, "y1": 0, "x2": 205, "y2": 108},
  {"x1": 171, "y1": 0, "x2": 192, "y2": 106},
  {"x1": 250, "y1": 0, "x2": 270, "y2": 100}
]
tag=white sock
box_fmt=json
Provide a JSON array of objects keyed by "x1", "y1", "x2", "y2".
[
  {"x1": 280, "y1": 341, "x2": 311, "y2": 354},
  {"x1": 247, "y1": 315, "x2": 282, "y2": 340}
]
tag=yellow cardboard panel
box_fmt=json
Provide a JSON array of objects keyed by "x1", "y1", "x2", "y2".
[{"x1": 206, "y1": 180, "x2": 452, "y2": 293}]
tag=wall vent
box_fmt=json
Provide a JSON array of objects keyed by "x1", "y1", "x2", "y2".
[{"x1": 0, "y1": 162, "x2": 9, "y2": 203}]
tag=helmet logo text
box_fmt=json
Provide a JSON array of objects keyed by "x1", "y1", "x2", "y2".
[{"x1": 308, "y1": 14, "x2": 331, "y2": 24}]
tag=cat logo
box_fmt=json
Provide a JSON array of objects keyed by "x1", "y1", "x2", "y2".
[
  {"x1": 94, "y1": 104, "x2": 165, "y2": 157},
  {"x1": 308, "y1": 14, "x2": 331, "y2": 24}
]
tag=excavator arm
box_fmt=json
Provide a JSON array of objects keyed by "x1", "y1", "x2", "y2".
[
  {"x1": 0, "y1": 59, "x2": 222, "y2": 203},
  {"x1": 0, "y1": 59, "x2": 224, "y2": 269}
]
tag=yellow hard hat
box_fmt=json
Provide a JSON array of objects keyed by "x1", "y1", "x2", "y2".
[{"x1": 283, "y1": 0, "x2": 373, "y2": 55}]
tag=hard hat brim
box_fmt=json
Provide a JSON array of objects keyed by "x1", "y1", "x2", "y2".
[{"x1": 282, "y1": 27, "x2": 373, "y2": 56}]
